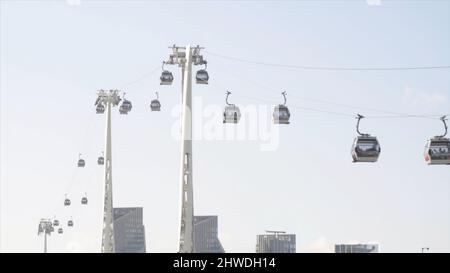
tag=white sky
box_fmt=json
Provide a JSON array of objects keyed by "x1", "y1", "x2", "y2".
[{"x1": 1, "y1": 0, "x2": 449, "y2": 253}]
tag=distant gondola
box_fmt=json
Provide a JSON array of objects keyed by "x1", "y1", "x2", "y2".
[
  {"x1": 150, "y1": 92, "x2": 161, "y2": 111},
  {"x1": 119, "y1": 93, "x2": 132, "y2": 114},
  {"x1": 77, "y1": 153, "x2": 85, "y2": 167},
  {"x1": 424, "y1": 116, "x2": 450, "y2": 165},
  {"x1": 223, "y1": 91, "x2": 241, "y2": 124},
  {"x1": 160, "y1": 62, "x2": 174, "y2": 85},
  {"x1": 273, "y1": 91, "x2": 290, "y2": 124},
  {"x1": 196, "y1": 63, "x2": 209, "y2": 84},
  {"x1": 64, "y1": 194, "x2": 71, "y2": 206},
  {"x1": 351, "y1": 114, "x2": 381, "y2": 163}
]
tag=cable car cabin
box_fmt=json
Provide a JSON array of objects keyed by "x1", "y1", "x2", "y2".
[
  {"x1": 160, "y1": 70, "x2": 174, "y2": 85},
  {"x1": 68, "y1": 220, "x2": 73, "y2": 227},
  {"x1": 223, "y1": 105, "x2": 241, "y2": 124},
  {"x1": 196, "y1": 69, "x2": 209, "y2": 84},
  {"x1": 81, "y1": 197, "x2": 88, "y2": 205},
  {"x1": 97, "y1": 156, "x2": 104, "y2": 165},
  {"x1": 273, "y1": 105, "x2": 290, "y2": 124},
  {"x1": 58, "y1": 228, "x2": 63, "y2": 234},
  {"x1": 77, "y1": 159, "x2": 85, "y2": 168},
  {"x1": 96, "y1": 104, "x2": 105, "y2": 114},
  {"x1": 64, "y1": 198, "x2": 71, "y2": 206},
  {"x1": 150, "y1": 99, "x2": 161, "y2": 111},
  {"x1": 424, "y1": 137, "x2": 450, "y2": 165},
  {"x1": 53, "y1": 220, "x2": 59, "y2": 226},
  {"x1": 351, "y1": 135, "x2": 381, "y2": 163},
  {"x1": 119, "y1": 100, "x2": 132, "y2": 114}
]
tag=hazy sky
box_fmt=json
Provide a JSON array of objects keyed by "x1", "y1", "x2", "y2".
[{"x1": 1, "y1": 0, "x2": 449, "y2": 253}]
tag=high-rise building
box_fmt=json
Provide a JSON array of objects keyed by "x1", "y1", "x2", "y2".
[
  {"x1": 113, "y1": 207, "x2": 146, "y2": 253},
  {"x1": 256, "y1": 231, "x2": 296, "y2": 253},
  {"x1": 194, "y1": 215, "x2": 225, "y2": 253},
  {"x1": 335, "y1": 244, "x2": 379, "y2": 253}
]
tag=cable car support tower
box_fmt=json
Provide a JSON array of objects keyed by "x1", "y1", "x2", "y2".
[
  {"x1": 162, "y1": 45, "x2": 207, "y2": 253},
  {"x1": 95, "y1": 89, "x2": 121, "y2": 253},
  {"x1": 38, "y1": 218, "x2": 53, "y2": 253}
]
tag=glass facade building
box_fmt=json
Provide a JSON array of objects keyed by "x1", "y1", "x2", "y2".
[
  {"x1": 335, "y1": 244, "x2": 379, "y2": 253},
  {"x1": 194, "y1": 215, "x2": 225, "y2": 253},
  {"x1": 113, "y1": 207, "x2": 146, "y2": 253},
  {"x1": 256, "y1": 232, "x2": 296, "y2": 253}
]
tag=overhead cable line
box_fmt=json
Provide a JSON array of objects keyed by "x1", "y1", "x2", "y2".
[
  {"x1": 206, "y1": 51, "x2": 450, "y2": 71},
  {"x1": 212, "y1": 75, "x2": 446, "y2": 120},
  {"x1": 209, "y1": 68, "x2": 446, "y2": 120},
  {"x1": 232, "y1": 92, "x2": 445, "y2": 120},
  {"x1": 211, "y1": 64, "x2": 445, "y2": 120},
  {"x1": 118, "y1": 65, "x2": 162, "y2": 89}
]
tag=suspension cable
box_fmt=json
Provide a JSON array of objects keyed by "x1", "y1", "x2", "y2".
[{"x1": 206, "y1": 50, "x2": 450, "y2": 71}]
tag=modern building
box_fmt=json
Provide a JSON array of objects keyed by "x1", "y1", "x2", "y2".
[
  {"x1": 256, "y1": 231, "x2": 296, "y2": 253},
  {"x1": 113, "y1": 207, "x2": 146, "y2": 253},
  {"x1": 194, "y1": 215, "x2": 225, "y2": 253},
  {"x1": 335, "y1": 244, "x2": 379, "y2": 253}
]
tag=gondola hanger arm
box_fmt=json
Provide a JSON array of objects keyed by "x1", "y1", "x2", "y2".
[
  {"x1": 439, "y1": 115, "x2": 448, "y2": 138},
  {"x1": 225, "y1": 91, "x2": 232, "y2": 106},
  {"x1": 281, "y1": 91, "x2": 287, "y2": 106},
  {"x1": 356, "y1": 114, "x2": 366, "y2": 136}
]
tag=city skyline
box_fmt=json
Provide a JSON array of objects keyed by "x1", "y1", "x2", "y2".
[
  {"x1": 335, "y1": 243, "x2": 379, "y2": 253},
  {"x1": 1, "y1": 0, "x2": 449, "y2": 253},
  {"x1": 256, "y1": 231, "x2": 296, "y2": 253}
]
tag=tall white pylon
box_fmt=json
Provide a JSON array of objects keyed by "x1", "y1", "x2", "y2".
[
  {"x1": 163, "y1": 45, "x2": 207, "y2": 253},
  {"x1": 38, "y1": 218, "x2": 52, "y2": 253},
  {"x1": 95, "y1": 89, "x2": 121, "y2": 253}
]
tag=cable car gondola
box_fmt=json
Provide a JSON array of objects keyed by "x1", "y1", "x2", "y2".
[
  {"x1": 53, "y1": 219, "x2": 59, "y2": 227},
  {"x1": 58, "y1": 228, "x2": 63, "y2": 234},
  {"x1": 150, "y1": 92, "x2": 161, "y2": 111},
  {"x1": 273, "y1": 91, "x2": 291, "y2": 124},
  {"x1": 196, "y1": 63, "x2": 209, "y2": 84},
  {"x1": 77, "y1": 153, "x2": 85, "y2": 167},
  {"x1": 64, "y1": 194, "x2": 71, "y2": 206},
  {"x1": 81, "y1": 193, "x2": 88, "y2": 205},
  {"x1": 94, "y1": 96, "x2": 105, "y2": 114},
  {"x1": 424, "y1": 116, "x2": 450, "y2": 165},
  {"x1": 68, "y1": 217, "x2": 74, "y2": 227},
  {"x1": 223, "y1": 91, "x2": 241, "y2": 124},
  {"x1": 351, "y1": 114, "x2": 381, "y2": 163},
  {"x1": 119, "y1": 93, "x2": 132, "y2": 115},
  {"x1": 98, "y1": 151, "x2": 104, "y2": 165},
  {"x1": 96, "y1": 103, "x2": 105, "y2": 114},
  {"x1": 160, "y1": 62, "x2": 174, "y2": 85}
]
